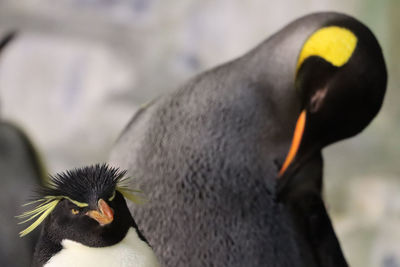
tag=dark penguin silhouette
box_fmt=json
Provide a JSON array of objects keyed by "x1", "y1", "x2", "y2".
[
  {"x1": 19, "y1": 164, "x2": 159, "y2": 267},
  {"x1": 0, "y1": 122, "x2": 43, "y2": 267},
  {"x1": 0, "y1": 31, "x2": 41, "y2": 267},
  {"x1": 110, "y1": 12, "x2": 386, "y2": 267},
  {"x1": 0, "y1": 31, "x2": 16, "y2": 53}
]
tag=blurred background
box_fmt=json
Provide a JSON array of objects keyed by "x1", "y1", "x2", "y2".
[{"x1": 0, "y1": 0, "x2": 398, "y2": 266}]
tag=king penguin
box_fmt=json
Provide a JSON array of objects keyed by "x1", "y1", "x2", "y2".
[
  {"x1": 110, "y1": 12, "x2": 387, "y2": 267},
  {"x1": 19, "y1": 164, "x2": 160, "y2": 267}
]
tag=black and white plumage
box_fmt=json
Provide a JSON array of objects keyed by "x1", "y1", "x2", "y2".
[{"x1": 19, "y1": 164, "x2": 159, "y2": 267}]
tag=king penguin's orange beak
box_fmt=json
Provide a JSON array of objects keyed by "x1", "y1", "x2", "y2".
[
  {"x1": 279, "y1": 110, "x2": 307, "y2": 177},
  {"x1": 86, "y1": 199, "x2": 114, "y2": 226}
]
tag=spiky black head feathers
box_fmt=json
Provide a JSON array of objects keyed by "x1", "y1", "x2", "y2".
[
  {"x1": 18, "y1": 164, "x2": 144, "y2": 237},
  {"x1": 42, "y1": 164, "x2": 126, "y2": 206}
]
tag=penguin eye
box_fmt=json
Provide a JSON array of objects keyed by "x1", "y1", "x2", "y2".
[
  {"x1": 109, "y1": 191, "x2": 116, "y2": 201},
  {"x1": 71, "y1": 208, "x2": 80, "y2": 215}
]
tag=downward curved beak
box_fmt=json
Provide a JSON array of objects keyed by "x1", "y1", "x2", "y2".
[
  {"x1": 279, "y1": 110, "x2": 307, "y2": 177},
  {"x1": 86, "y1": 199, "x2": 114, "y2": 226}
]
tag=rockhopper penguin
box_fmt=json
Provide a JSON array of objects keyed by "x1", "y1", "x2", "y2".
[
  {"x1": 18, "y1": 164, "x2": 160, "y2": 267},
  {"x1": 110, "y1": 12, "x2": 387, "y2": 267}
]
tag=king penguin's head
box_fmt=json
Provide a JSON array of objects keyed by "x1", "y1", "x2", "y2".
[
  {"x1": 270, "y1": 13, "x2": 387, "y2": 264},
  {"x1": 18, "y1": 164, "x2": 144, "y2": 247},
  {"x1": 276, "y1": 13, "x2": 387, "y2": 179}
]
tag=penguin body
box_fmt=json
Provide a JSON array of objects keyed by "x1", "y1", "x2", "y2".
[
  {"x1": 0, "y1": 31, "x2": 40, "y2": 267},
  {"x1": 19, "y1": 164, "x2": 159, "y2": 267},
  {"x1": 110, "y1": 12, "x2": 386, "y2": 266},
  {"x1": 0, "y1": 122, "x2": 43, "y2": 267},
  {"x1": 44, "y1": 228, "x2": 158, "y2": 267}
]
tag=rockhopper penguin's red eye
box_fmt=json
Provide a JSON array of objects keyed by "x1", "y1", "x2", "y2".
[{"x1": 71, "y1": 208, "x2": 79, "y2": 215}]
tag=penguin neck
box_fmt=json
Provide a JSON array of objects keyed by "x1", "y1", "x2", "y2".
[
  {"x1": 278, "y1": 151, "x2": 323, "y2": 200},
  {"x1": 32, "y1": 226, "x2": 63, "y2": 267},
  {"x1": 277, "y1": 153, "x2": 348, "y2": 266}
]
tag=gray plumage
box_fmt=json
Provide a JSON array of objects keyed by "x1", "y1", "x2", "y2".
[
  {"x1": 110, "y1": 12, "x2": 386, "y2": 267},
  {"x1": 0, "y1": 31, "x2": 42, "y2": 267},
  {"x1": 0, "y1": 122, "x2": 43, "y2": 267}
]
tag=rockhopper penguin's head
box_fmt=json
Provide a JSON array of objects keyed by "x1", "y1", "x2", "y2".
[{"x1": 18, "y1": 164, "x2": 146, "y2": 260}]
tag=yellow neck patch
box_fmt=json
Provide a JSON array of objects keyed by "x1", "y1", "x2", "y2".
[{"x1": 296, "y1": 26, "x2": 357, "y2": 72}]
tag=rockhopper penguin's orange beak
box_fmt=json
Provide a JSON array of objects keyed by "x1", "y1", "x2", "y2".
[{"x1": 86, "y1": 198, "x2": 114, "y2": 226}]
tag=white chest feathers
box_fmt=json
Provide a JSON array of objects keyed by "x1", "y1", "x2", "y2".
[{"x1": 44, "y1": 228, "x2": 160, "y2": 267}]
